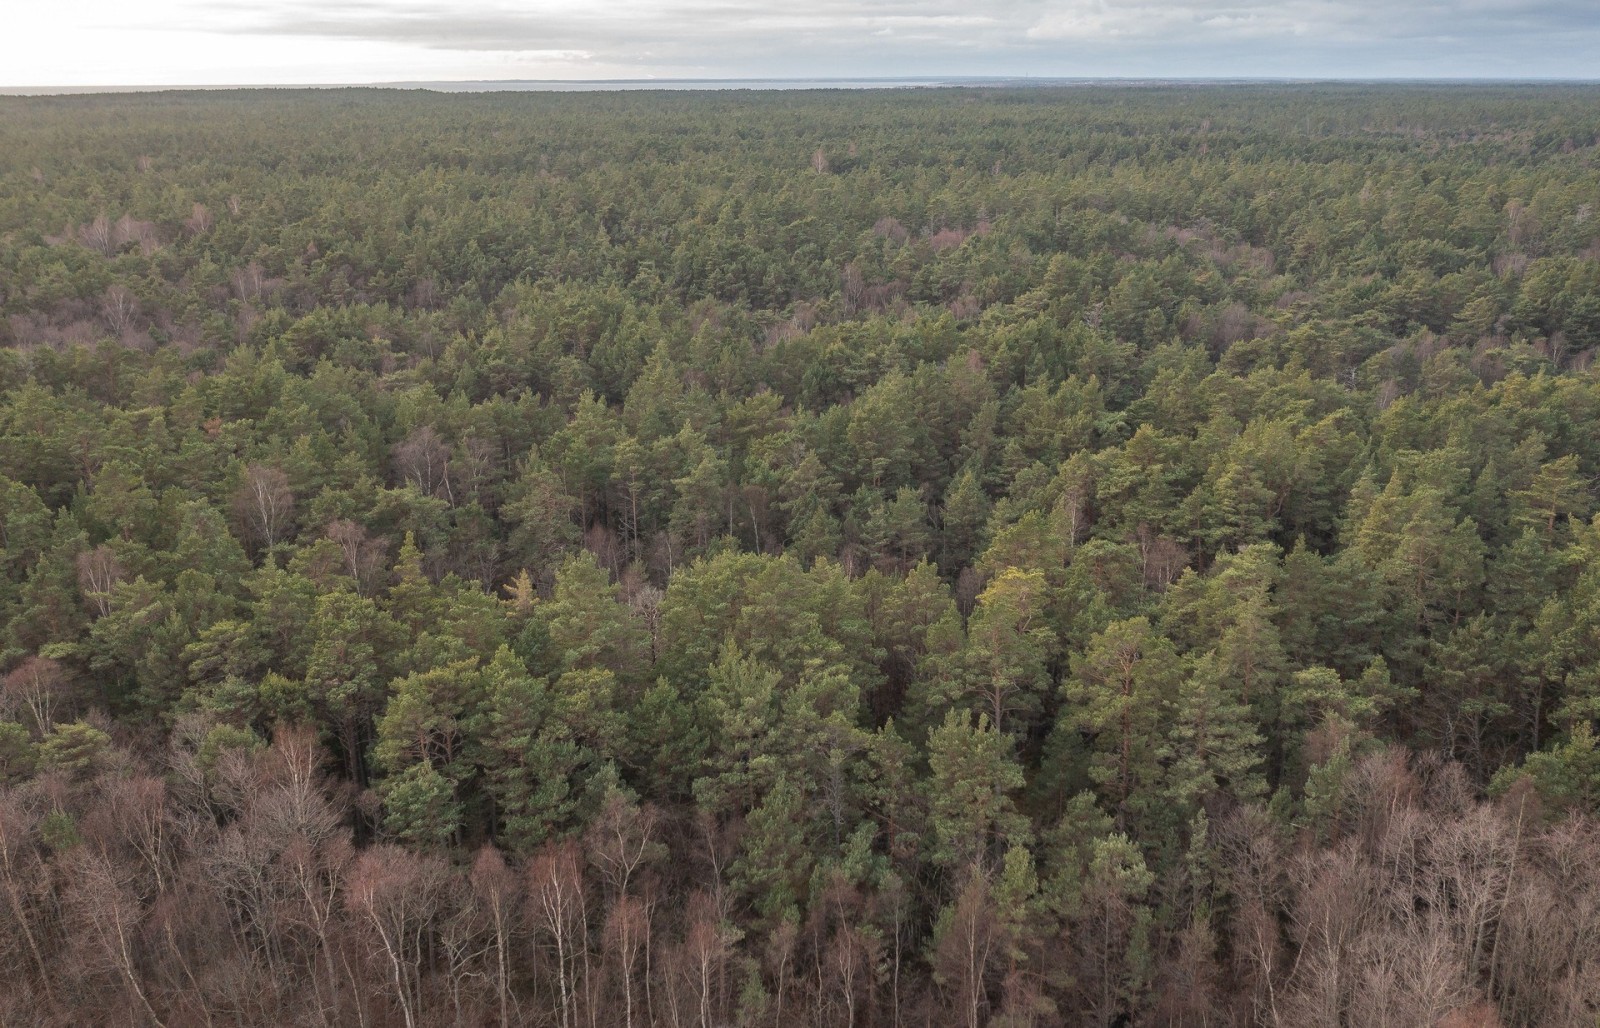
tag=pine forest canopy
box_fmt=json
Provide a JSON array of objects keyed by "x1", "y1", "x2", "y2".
[{"x1": 0, "y1": 83, "x2": 1598, "y2": 1025}]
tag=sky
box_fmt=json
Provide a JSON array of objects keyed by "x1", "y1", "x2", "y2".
[{"x1": 2, "y1": 0, "x2": 1597, "y2": 88}]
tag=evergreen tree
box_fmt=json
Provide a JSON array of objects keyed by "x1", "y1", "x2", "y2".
[
  {"x1": 1064, "y1": 617, "x2": 1183, "y2": 828},
  {"x1": 1161, "y1": 653, "x2": 1266, "y2": 816},
  {"x1": 925, "y1": 709, "x2": 1029, "y2": 879}
]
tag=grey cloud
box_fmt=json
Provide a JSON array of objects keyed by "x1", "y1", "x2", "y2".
[
  {"x1": 1026, "y1": 0, "x2": 1600, "y2": 43},
  {"x1": 208, "y1": 0, "x2": 1016, "y2": 45},
  {"x1": 190, "y1": 0, "x2": 1600, "y2": 77}
]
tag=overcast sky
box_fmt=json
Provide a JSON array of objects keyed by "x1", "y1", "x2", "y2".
[{"x1": 4, "y1": 0, "x2": 1597, "y2": 88}]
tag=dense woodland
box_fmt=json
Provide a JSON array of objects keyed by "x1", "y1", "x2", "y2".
[{"x1": 0, "y1": 84, "x2": 1599, "y2": 1026}]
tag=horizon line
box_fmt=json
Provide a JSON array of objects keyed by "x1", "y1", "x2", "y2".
[{"x1": 5, "y1": 75, "x2": 1600, "y2": 97}]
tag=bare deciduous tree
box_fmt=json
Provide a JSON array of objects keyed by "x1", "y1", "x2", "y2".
[
  {"x1": 325, "y1": 520, "x2": 388, "y2": 596},
  {"x1": 0, "y1": 795, "x2": 51, "y2": 1001},
  {"x1": 66, "y1": 848, "x2": 169, "y2": 1027},
  {"x1": 469, "y1": 846, "x2": 523, "y2": 1028},
  {"x1": 233, "y1": 464, "x2": 295, "y2": 552},
  {"x1": 604, "y1": 894, "x2": 650, "y2": 1028},
  {"x1": 529, "y1": 839, "x2": 589, "y2": 1028},
  {"x1": 677, "y1": 890, "x2": 733, "y2": 1028},
  {"x1": 932, "y1": 873, "x2": 997, "y2": 1028},
  {"x1": 232, "y1": 261, "x2": 267, "y2": 301},
  {"x1": 102, "y1": 284, "x2": 140, "y2": 336},
  {"x1": 586, "y1": 791, "x2": 663, "y2": 903},
  {"x1": 346, "y1": 845, "x2": 449, "y2": 1028},
  {"x1": 2, "y1": 656, "x2": 71, "y2": 734},
  {"x1": 394, "y1": 426, "x2": 454, "y2": 502},
  {"x1": 75, "y1": 544, "x2": 124, "y2": 617},
  {"x1": 86, "y1": 774, "x2": 173, "y2": 894},
  {"x1": 79, "y1": 214, "x2": 114, "y2": 255},
  {"x1": 185, "y1": 203, "x2": 213, "y2": 235}
]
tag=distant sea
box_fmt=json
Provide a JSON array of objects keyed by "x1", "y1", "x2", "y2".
[
  {"x1": 0, "y1": 77, "x2": 1128, "y2": 96},
  {"x1": 6, "y1": 77, "x2": 1581, "y2": 97},
  {"x1": 410, "y1": 78, "x2": 969, "y2": 92}
]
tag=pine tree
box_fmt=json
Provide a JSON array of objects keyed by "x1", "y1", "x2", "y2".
[
  {"x1": 1064, "y1": 617, "x2": 1183, "y2": 828},
  {"x1": 1161, "y1": 653, "x2": 1266, "y2": 817},
  {"x1": 540, "y1": 550, "x2": 649, "y2": 684},
  {"x1": 302, "y1": 590, "x2": 408, "y2": 783},
  {"x1": 948, "y1": 567, "x2": 1058, "y2": 741},
  {"x1": 694, "y1": 642, "x2": 784, "y2": 817},
  {"x1": 379, "y1": 762, "x2": 464, "y2": 849},
  {"x1": 1510, "y1": 453, "x2": 1590, "y2": 540},
  {"x1": 374, "y1": 659, "x2": 488, "y2": 788},
  {"x1": 925, "y1": 709, "x2": 1028, "y2": 878},
  {"x1": 479, "y1": 648, "x2": 590, "y2": 850},
  {"x1": 733, "y1": 774, "x2": 815, "y2": 925},
  {"x1": 940, "y1": 464, "x2": 992, "y2": 572}
]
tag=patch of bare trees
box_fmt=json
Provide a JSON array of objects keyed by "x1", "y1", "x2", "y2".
[
  {"x1": 0, "y1": 729, "x2": 1595, "y2": 1027},
  {"x1": 1215, "y1": 750, "x2": 1600, "y2": 1028}
]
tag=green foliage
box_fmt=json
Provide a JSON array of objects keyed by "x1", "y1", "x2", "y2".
[
  {"x1": 380, "y1": 760, "x2": 464, "y2": 849},
  {"x1": 1064, "y1": 618, "x2": 1184, "y2": 827},
  {"x1": 925, "y1": 710, "x2": 1028, "y2": 877},
  {"x1": 1492, "y1": 722, "x2": 1600, "y2": 814},
  {"x1": 0, "y1": 721, "x2": 37, "y2": 782},
  {"x1": 540, "y1": 552, "x2": 649, "y2": 683},
  {"x1": 195, "y1": 723, "x2": 262, "y2": 775},
  {"x1": 39, "y1": 809, "x2": 81, "y2": 851},
  {"x1": 38, "y1": 720, "x2": 110, "y2": 778},
  {"x1": 1161, "y1": 653, "x2": 1266, "y2": 815},
  {"x1": 733, "y1": 774, "x2": 816, "y2": 925}
]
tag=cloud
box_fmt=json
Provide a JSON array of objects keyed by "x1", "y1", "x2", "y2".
[
  {"x1": 176, "y1": 0, "x2": 1042, "y2": 74},
  {"x1": 184, "y1": 0, "x2": 1600, "y2": 72},
  {"x1": 11, "y1": 0, "x2": 1600, "y2": 84},
  {"x1": 1024, "y1": 0, "x2": 1600, "y2": 43},
  {"x1": 203, "y1": 0, "x2": 999, "y2": 49}
]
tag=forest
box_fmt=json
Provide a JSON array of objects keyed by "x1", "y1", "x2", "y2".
[{"x1": 0, "y1": 83, "x2": 1599, "y2": 1026}]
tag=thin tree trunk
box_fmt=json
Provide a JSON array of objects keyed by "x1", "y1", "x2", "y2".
[{"x1": 371, "y1": 916, "x2": 416, "y2": 1028}]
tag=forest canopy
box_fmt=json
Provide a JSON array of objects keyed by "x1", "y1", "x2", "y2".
[{"x1": 1, "y1": 83, "x2": 1600, "y2": 1025}]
